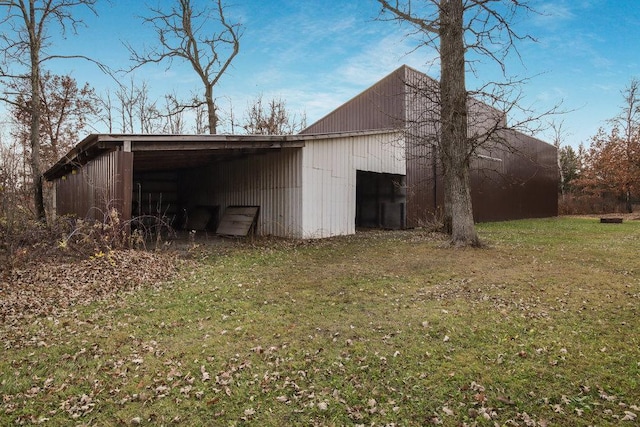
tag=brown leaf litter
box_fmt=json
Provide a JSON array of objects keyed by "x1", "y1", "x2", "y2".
[{"x1": 0, "y1": 249, "x2": 184, "y2": 323}]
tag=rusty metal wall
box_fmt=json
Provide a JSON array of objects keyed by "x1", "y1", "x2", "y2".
[{"x1": 53, "y1": 150, "x2": 133, "y2": 223}]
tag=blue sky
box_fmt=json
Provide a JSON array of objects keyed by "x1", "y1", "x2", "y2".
[{"x1": 17, "y1": 0, "x2": 640, "y2": 148}]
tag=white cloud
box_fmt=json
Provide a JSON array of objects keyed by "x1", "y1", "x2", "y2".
[
  {"x1": 532, "y1": 2, "x2": 575, "y2": 27},
  {"x1": 336, "y1": 33, "x2": 439, "y2": 87}
]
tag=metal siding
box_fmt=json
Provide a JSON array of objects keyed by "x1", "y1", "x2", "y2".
[
  {"x1": 403, "y1": 67, "x2": 442, "y2": 227},
  {"x1": 322, "y1": 169, "x2": 333, "y2": 235},
  {"x1": 470, "y1": 130, "x2": 558, "y2": 221},
  {"x1": 302, "y1": 67, "x2": 407, "y2": 134},
  {"x1": 301, "y1": 132, "x2": 405, "y2": 238},
  {"x1": 302, "y1": 165, "x2": 324, "y2": 237},
  {"x1": 53, "y1": 150, "x2": 133, "y2": 223},
  {"x1": 302, "y1": 65, "x2": 441, "y2": 227},
  {"x1": 195, "y1": 148, "x2": 304, "y2": 238}
]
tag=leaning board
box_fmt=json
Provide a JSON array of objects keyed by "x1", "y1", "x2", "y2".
[{"x1": 216, "y1": 206, "x2": 260, "y2": 236}]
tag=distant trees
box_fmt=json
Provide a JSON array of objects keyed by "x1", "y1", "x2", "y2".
[
  {"x1": 585, "y1": 79, "x2": 640, "y2": 212},
  {"x1": 129, "y1": 0, "x2": 242, "y2": 135},
  {"x1": 0, "y1": 134, "x2": 27, "y2": 223},
  {"x1": 563, "y1": 79, "x2": 640, "y2": 214},
  {"x1": 579, "y1": 125, "x2": 640, "y2": 212},
  {"x1": 97, "y1": 79, "x2": 163, "y2": 134},
  {"x1": 558, "y1": 145, "x2": 581, "y2": 197},
  {"x1": 243, "y1": 95, "x2": 307, "y2": 135},
  {"x1": 549, "y1": 121, "x2": 581, "y2": 199}
]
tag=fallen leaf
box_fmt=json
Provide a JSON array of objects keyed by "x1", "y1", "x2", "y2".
[
  {"x1": 621, "y1": 411, "x2": 637, "y2": 421},
  {"x1": 201, "y1": 365, "x2": 211, "y2": 381}
]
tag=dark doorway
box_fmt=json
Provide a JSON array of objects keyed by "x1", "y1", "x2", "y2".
[
  {"x1": 356, "y1": 170, "x2": 406, "y2": 229},
  {"x1": 132, "y1": 169, "x2": 219, "y2": 232}
]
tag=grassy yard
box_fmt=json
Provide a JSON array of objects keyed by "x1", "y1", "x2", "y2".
[{"x1": 1, "y1": 217, "x2": 639, "y2": 426}]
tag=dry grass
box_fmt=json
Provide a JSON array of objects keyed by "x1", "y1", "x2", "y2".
[{"x1": 1, "y1": 217, "x2": 639, "y2": 426}]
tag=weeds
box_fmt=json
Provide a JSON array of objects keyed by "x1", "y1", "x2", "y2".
[{"x1": 1, "y1": 206, "x2": 181, "y2": 279}]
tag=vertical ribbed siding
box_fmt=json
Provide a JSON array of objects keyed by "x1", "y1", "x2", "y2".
[
  {"x1": 301, "y1": 132, "x2": 405, "y2": 238},
  {"x1": 403, "y1": 66, "x2": 442, "y2": 227},
  {"x1": 302, "y1": 68, "x2": 407, "y2": 134},
  {"x1": 189, "y1": 148, "x2": 304, "y2": 238},
  {"x1": 53, "y1": 150, "x2": 133, "y2": 223},
  {"x1": 302, "y1": 65, "x2": 443, "y2": 227},
  {"x1": 470, "y1": 130, "x2": 558, "y2": 222}
]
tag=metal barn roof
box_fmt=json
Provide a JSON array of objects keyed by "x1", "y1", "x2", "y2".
[{"x1": 43, "y1": 130, "x2": 394, "y2": 181}]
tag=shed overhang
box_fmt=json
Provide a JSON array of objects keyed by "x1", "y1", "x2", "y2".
[{"x1": 43, "y1": 134, "x2": 307, "y2": 180}]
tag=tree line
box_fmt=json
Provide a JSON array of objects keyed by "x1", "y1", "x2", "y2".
[{"x1": 556, "y1": 78, "x2": 640, "y2": 215}]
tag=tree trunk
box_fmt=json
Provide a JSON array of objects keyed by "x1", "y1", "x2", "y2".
[
  {"x1": 205, "y1": 84, "x2": 217, "y2": 135},
  {"x1": 30, "y1": 88, "x2": 45, "y2": 221},
  {"x1": 442, "y1": 165, "x2": 453, "y2": 234},
  {"x1": 557, "y1": 149, "x2": 565, "y2": 200},
  {"x1": 29, "y1": 10, "x2": 45, "y2": 222},
  {"x1": 439, "y1": 0, "x2": 479, "y2": 246}
]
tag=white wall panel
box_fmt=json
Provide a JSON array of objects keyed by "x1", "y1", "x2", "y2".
[{"x1": 301, "y1": 132, "x2": 405, "y2": 238}]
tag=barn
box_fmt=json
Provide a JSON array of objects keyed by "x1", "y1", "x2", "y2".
[
  {"x1": 44, "y1": 65, "x2": 557, "y2": 239},
  {"x1": 301, "y1": 65, "x2": 558, "y2": 226}
]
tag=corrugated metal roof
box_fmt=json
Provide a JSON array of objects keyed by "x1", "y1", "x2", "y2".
[{"x1": 44, "y1": 130, "x2": 396, "y2": 181}]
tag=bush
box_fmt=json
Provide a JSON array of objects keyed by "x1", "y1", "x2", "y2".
[{"x1": 559, "y1": 193, "x2": 630, "y2": 215}]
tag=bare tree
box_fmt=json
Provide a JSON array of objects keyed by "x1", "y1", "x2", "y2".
[
  {"x1": 161, "y1": 93, "x2": 186, "y2": 134},
  {"x1": 377, "y1": 0, "x2": 542, "y2": 246},
  {"x1": 0, "y1": 132, "x2": 30, "y2": 220},
  {"x1": 95, "y1": 88, "x2": 115, "y2": 133},
  {"x1": 613, "y1": 78, "x2": 640, "y2": 144},
  {"x1": 548, "y1": 120, "x2": 570, "y2": 198},
  {"x1": 189, "y1": 93, "x2": 208, "y2": 134},
  {"x1": 115, "y1": 78, "x2": 142, "y2": 133},
  {"x1": 0, "y1": 0, "x2": 98, "y2": 221},
  {"x1": 135, "y1": 81, "x2": 161, "y2": 133},
  {"x1": 98, "y1": 82, "x2": 196, "y2": 134},
  {"x1": 99, "y1": 78, "x2": 163, "y2": 134},
  {"x1": 243, "y1": 95, "x2": 307, "y2": 135},
  {"x1": 128, "y1": 0, "x2": 242, "y2": 135},
  {"x1": 615, "y1": 78, "x2": 640, "y2": 212}
]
